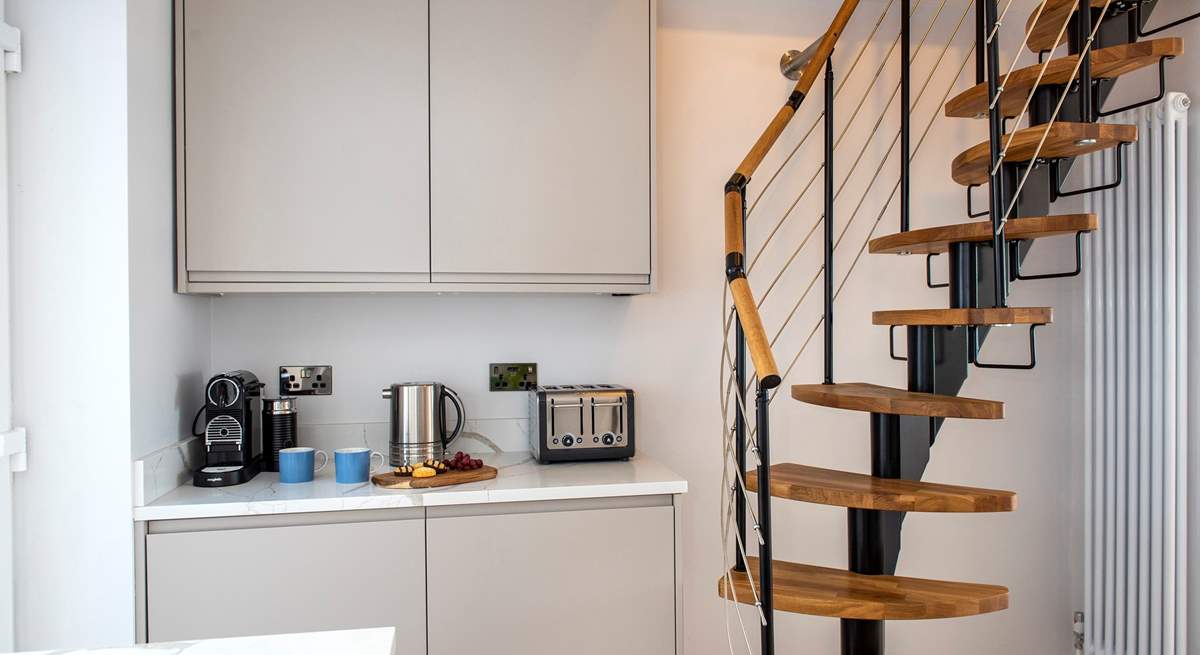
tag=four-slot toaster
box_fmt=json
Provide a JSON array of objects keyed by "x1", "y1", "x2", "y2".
[{"x1": 528, "y1": 385, "x2": 635, "y2": 463}]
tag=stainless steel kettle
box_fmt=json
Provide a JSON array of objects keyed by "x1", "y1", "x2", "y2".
[{"x1": 382, "y1": 382, "x2": 465, "y2": 466}]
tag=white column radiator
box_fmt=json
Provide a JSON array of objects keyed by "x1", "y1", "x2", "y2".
[{"x1": 1083, "y1": 92, "x2": 1191, "y2": 655}]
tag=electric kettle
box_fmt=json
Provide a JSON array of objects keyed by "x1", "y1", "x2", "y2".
[{"x1": 382, "y1": 382, "x2": 465, "y2": 466}]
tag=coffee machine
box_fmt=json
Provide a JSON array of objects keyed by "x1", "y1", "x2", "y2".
[{"x1": 194, "y1": 371, "x2": 264, "y2": 487}]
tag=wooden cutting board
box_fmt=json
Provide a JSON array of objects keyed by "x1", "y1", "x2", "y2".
[{"x1": 371, "y1": 465, "x2": 498, "y2": 490}]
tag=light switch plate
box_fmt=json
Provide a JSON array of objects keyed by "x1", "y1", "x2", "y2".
[
  {"x1": 490, "y1": 363, "x2": 537, "y2": 391},
  {"x1": 279, "y1": 365, "x2": 333, "y2": 396}
]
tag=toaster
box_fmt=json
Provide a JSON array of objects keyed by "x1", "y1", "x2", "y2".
[{"x1": 528, "y1": 385, "x2": 635, "y2": 463}]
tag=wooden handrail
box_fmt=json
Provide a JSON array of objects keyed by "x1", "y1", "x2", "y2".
[
  {"x1": 724, "y1": 0, "x2": 861, "y2": 391},
  {"x1": 734, "y1": 0, "x2": 862, "y2": 180}
]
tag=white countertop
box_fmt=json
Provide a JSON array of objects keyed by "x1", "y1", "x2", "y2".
[
  {"x1": 134, "y1": 451, "x2": 687, "y2": 521},
  {"x1": 9, "y1": 627, "x2": 395, "y2": 655}
]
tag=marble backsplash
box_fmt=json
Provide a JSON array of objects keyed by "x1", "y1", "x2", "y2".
[{"x1": 133, "y1": 417, "x2": 530, "y2": 505}]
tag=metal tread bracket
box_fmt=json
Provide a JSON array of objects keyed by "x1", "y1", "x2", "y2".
[
  {"x1": 1051, "y1": 142, "x2": 1129, "y2": 201},
  {"x1": 1008, "y1": 231, "x2": 1087, "y2": 281},
  {"x1": 926, "y1": 253, "x2": 949, "y2": 289},
  {"x1": 969, "y1": 323, "x2": 1044, "y2": 370},
  {"x1": 1135, "y1": 0, "x2": 1200, "y2": 38},
  {"x1": 0, "y1": 22, "x2": 20, "y2": 73},
  {"x1": 1096, "y1": 55, "x2": 1173, "y2": 118},
  {"x1": 888, "y1": 325, "x2": 907, "y2": 362},
  {"x1": 1, "y1": 427, "x2": 27, "y2": 473}
]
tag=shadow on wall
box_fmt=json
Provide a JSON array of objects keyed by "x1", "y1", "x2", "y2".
[
  {"x1": 659, "y1": 0, "x2": 839, "y2": 36},
  {"x1": 174, "y1": 370, "x2": 206, "y2": 439}
]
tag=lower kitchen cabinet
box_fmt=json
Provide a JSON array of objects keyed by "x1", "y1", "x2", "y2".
[
  {"x1": 426, "y1": 499, "x2": 676, "y2": 654},
  {"x1": 137, "y1": 497, "x2": 678, "y2": 652},
  {"x1": 143, "y1": 509, "x2": 426, "y2": 645}
]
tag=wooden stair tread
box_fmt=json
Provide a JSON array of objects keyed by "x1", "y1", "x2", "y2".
[
  {"x1": 952, "y1": 122, "x2": 1137, "y2": 186},
  {"x1": 791, "y1": 382, "x2": 1003, "y2": 419},
  {"x1": 719, "y1": 558, "x2": 1010, "y2": 620},
  {"x1": 946, "y1": 39, "x2": 1184, "y2": 119},
  {"x1": 872, "y1": 307, "x2": 1053, "y2": 326},
  {"x1": 1026, "y1": 0, "x2": 1107, "y2": 53},
  {"x1": 746, "y1": 463, "x2": 1016, "y2": 512},
  {"x1": 869, "y1": 214, "x2": 1098, "y2": 255}
]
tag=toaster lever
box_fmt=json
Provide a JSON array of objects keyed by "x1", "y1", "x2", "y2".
[
  {"x1": 549, "y1": 398, "x2": 585, "y2": 436},
  {"x1": 590, "y1": 397, "x2": 626, "y2": 434}
]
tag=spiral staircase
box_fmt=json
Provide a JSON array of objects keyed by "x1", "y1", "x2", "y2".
[{"x1": 715, "y1": 0, "x2": 1193, "y2": 653}]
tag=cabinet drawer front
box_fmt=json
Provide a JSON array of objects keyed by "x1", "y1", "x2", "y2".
[
  {"x1": 427, "y1": 504, "x2": 674, "y2": 654},
  {"x1": 181, "y1": 0, "x2": 430, "y2": 275},
  {"x1": 146, "y1": 519, "x2": 425, "y2": 644},
  {"x1": 430, "y1": 0, "x2": 652, "y2": 278}
]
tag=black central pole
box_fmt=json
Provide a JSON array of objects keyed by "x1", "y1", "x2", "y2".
[
  {"x1": 1077, "y1": 0, "x2": 1094, "y2": 122},
  {"x1": 756, "y1": 386, "x2": 774, "y2": 655},
  {"x1": 975, "y1": 0, "x2": 986, "y2": 84},
  {"x1": 982, "y1": 0, "x2": 1008, "y2": 308},
  {"x1": 900, "y1": 0, "x2": 912, "y2": 232},
  {"x1": 823, "y1": 58, "x2": 835, "y2": 385}
]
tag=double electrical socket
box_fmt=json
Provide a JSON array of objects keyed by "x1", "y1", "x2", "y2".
[
  {"x1": 490, "y1": 363, "x2": 537, "y2": 391},
  {"x1": 279, "y1": 365, "x2": 333, "y2": 395}
]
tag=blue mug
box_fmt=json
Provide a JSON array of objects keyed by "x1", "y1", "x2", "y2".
[
  {"x1": 334, "y1": 448, "x2": 387, "y2": 484},
  {"x1": 278, "y1": 447, "x2": 328, "y2": 483}
]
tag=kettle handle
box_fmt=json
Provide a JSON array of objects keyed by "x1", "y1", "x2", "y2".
[{"x1": 441, "y1": 385, "x2": 465, "y2": 449}]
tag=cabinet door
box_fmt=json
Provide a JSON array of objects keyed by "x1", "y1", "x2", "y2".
[
  {"x1": 426, "y1": 502, "x2": 675, "y2": 654},
  {"x1": 146, "y1": 516, "x2": 425, "y2": 645},
  {"x1": 182, "y1": 0, "x2": 430, "y2": 278},
  {"x1": 429, "y1": 0, "x2": 652, "y2": 282}
]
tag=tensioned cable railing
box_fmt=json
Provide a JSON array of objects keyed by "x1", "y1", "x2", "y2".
[
  {"x1": 728, "y1": 0, "x2": 1121, "y2": 441},
  {"x1": 723, "y1": 0, "x2": 979, "y2": 476},
  {"x1": 716, "y1": 0, "x2": 993, "y2": 651},
  {"x1": 753, "y1": 0, "x2": 955, "y2": 308},
  {"x1": 994, "y1": 0, "x2": 1115, "y2": 226},
  {"x1": 717, "y1": 4, "x2": 863, "y2": 653},
  {"x1": 723, "y1": 0, "x2": 967, "y2": 369},
  {"x1": 722, "y1": 0, "x2": 977, "y2": 464},
  {"x1": 721, "y1": 0, "x2": 979, "y2": 537}
]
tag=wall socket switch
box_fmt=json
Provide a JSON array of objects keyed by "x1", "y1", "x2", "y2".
[
  {"x1": 279, "y1": 365, "x2": 333, "y2": 396},
  {"x1": 490, "y1": 363, "x2": 537, "y2": 391}
]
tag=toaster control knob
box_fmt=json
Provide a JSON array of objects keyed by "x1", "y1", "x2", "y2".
[
  {"x1": 562, "y1": 435, "x2": 575, "y2": 447},
  {"x1": 381, "y1": 387, "x2": 393, "y2": 400},
  {"x1": 602, "y1": 433, "x2": 615, "y2": 446}
]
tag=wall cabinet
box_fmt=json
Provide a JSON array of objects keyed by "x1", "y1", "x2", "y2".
[
  {"x1": 428, "y1": 0, "x2": 652, "y2": 284},
  {"x1": 178, "y1": 0, "x2": 431, "y2": 285},
  {"x1": 175, "y1": 0, "x2": 654, "y2": 294}
]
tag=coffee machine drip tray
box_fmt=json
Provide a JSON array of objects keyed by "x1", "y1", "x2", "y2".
[{"x1": 194, "y1": 462, "x2": 260, "y2": 488}]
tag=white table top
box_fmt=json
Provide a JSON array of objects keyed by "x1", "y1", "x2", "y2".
[
  {"x1": 9, "y1": 627, "x2": 395, "y2": 655},
  {"x1": 134, "y1": 451, "x2": 687, "y2": 521}
]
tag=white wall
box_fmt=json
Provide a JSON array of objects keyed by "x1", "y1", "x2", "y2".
[
  {"x1": 8, "y1": 0, "x2": 135, "y2": 649},
  {"x1": 208, "y1": 1, "x2": 1083, "y2": 653},
  {"x1": 128, "y1": 0, "x2": 211, "y2": 461}
]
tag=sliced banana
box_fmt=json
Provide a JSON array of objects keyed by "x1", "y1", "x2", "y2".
[{"x1": 413, "y1": 466, "x2": 436, "y2": 479}]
